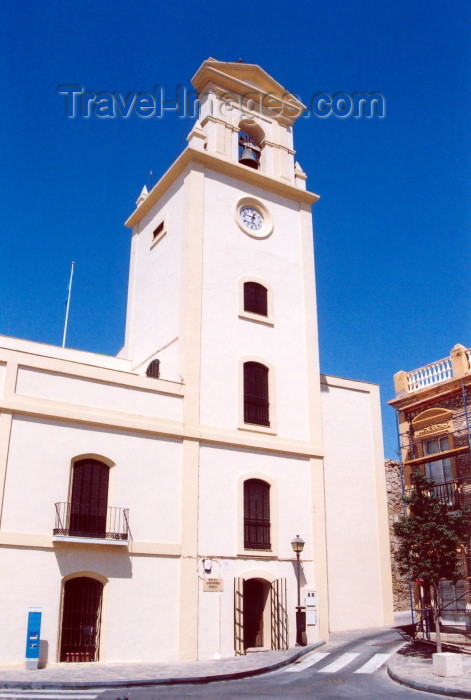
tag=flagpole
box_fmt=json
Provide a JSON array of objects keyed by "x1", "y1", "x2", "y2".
[{"x1": 62, "y1": 261, "x2": 75, "y2": 348}]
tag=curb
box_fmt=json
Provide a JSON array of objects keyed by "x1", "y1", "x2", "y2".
[
  {"x1": 387, "y1": 662, "x2": 471, "y2": 699},
  {"x1": 0, "y1": 642, "x2": 325, "y2": 691}
]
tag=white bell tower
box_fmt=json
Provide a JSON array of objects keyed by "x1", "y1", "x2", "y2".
[
  {"x1": 187, "y1": 58, "x2": 307, "y2": 184},
  {"x1": 121, "y1": 59, "x2": 321, "y2": 443},
  {"x1": 121, "y1": 58, "x2": 327, "y2": 656}
]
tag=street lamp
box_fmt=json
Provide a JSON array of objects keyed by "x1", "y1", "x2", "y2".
[{"x1": 291, "y1": 535, "x2": 306, "y2": 646}]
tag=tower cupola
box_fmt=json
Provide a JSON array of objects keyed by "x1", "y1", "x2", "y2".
[{"x1": 187, "y1": 58, "x2": 306, "y2": 182}]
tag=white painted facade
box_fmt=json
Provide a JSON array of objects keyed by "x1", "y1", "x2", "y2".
[{"x1": 0, "y1": 59, "x2": 393, "y2": 668}]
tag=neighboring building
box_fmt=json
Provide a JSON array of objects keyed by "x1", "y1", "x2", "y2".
[
  {"x1": 385, "y1": 458, "x2": 410, "y2": 612},
  {"x1": 0, "y1": 58, "x2": 393, "y2": 668},
  {"x1": 390, "y1": 344, "x2": 471, "y2": 636}
]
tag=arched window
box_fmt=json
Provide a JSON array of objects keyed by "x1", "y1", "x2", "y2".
[
  {"x1": 146, "y1": 359, "x2": 160, "y2": 378},
  {"x1": 60, "y1": 577, "x2": 103, "y2": 662},
  {"x1": 244, "y1": 362, "x2": 269, "y2": 426},
  {"x1": 244, "y1": 479, "x2": 271, "y2": 549},
  {"x1": 244, "y1": 282, "x2": 268, "y2": 317},
  {"x1": 70, "y1": 459, "x2": 109, "y2": 538}
]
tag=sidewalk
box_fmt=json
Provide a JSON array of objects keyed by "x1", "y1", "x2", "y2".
[
  {"x1": 1, "y1": 628, "x2": 471, "y2": 696},
  {"x1": 0, "y1": 643, "x2": 322, "y2": 691},
  {"x1": 388, "y1": 641, "x2": 471, "y2": 699}
]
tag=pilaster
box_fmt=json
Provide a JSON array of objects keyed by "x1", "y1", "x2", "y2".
[
  {"x1": 177, "y1": 162, "x2": 205, "y2": 660},
  {"x1": 0, "y1": 360, "x2": 16, "y2": 525}
]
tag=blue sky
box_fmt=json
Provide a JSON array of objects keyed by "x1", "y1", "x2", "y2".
[{"x1": 1, "y1": 0, "x2": 470, "y2": 458}]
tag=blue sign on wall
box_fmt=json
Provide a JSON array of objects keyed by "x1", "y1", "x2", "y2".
[{"x1": 25, "y1": 611, "x2": 42, "y2": 659}]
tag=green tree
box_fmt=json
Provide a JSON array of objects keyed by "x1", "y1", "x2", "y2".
[{"x1": 393, "y1": 469, "x2": 469, "y2": 652}]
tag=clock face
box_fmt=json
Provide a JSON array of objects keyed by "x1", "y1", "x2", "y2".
[
  {"x1": 235, "y1": 198, "x2": 273, "y2": 239},
  {"x1": 240, "y1": 206, "x2": 264, "y2": 232}
]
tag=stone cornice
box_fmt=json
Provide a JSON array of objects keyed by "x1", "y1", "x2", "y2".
[
  {"x1": 125, "y1": 147, "x2": 319, "y2": 229},
  {"x1": 389, "y1": 375, "x2": 471, "y2": 412},
  {"x1": 191, "y1": 60, "x2": 306, "y2": 117},
  {"x1": 0, "y1": 394, "x2": 323, "y2": 459}
]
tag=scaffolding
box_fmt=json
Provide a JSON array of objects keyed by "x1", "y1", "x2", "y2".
[{"x1": 392, "y1": 378, "x2": 471, "y2": 648}]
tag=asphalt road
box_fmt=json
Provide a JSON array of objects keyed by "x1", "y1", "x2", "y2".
[{"x1": 95, "y1": 628, "x2": 451, "y2": 700}]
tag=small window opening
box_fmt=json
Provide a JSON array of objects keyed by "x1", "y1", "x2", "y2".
[
  {"x1": 146, "y1": 359, "x2": 160, "y2": 379},
  {"x1": 244, "y1": 282, "x2": 268, "y2": 316},
  {"x1": 153, "y1": 221, "x2": 164, "y2": 240}
]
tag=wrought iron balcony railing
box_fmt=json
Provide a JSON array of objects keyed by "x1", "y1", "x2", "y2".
[
  {"x1": 405, "y1": 477, "x2": 471, "y2": 510},
  {"x1": 53, "y1": 502, "x2": 130, "y2": 541}
]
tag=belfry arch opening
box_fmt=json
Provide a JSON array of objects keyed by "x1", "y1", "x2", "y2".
[{"x1": 238, "y1": 120, "x2": 264, "y2": 170}]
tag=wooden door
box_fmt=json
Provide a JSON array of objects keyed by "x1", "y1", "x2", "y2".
[{"x1": 70, "y1": 459, "x2": 109, "y2": 537}]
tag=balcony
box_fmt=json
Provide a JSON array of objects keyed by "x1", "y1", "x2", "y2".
[
  {"x1": 406, "y1": 477, "x2": 471, "y2": 510},
  {"x1": 393, "y1": 344, "x2": 471, "y2": 397},
  {"x1": 53, "y1": 502, "x2": 130, "y2": 544}
]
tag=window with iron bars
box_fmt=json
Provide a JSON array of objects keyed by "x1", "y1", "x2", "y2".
[
  {"x1": 244, "y1": 478, "x2": 271, "y2": 550},
  {"x1": 244, "y1": 361, "x2": 269, "y2": 426}
]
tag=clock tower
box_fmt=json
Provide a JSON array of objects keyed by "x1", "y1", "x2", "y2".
[
  {"x1": 122, "y1": 58, "x2": 322, "y2": 442},
  {"x1": 122, "y1": 58, "x2": 328, "y2": 658}
]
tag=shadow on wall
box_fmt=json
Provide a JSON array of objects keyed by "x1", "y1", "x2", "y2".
[
  {"x1": 320, "y1": 375, "x2": 330, "y2": 393},
  {"x1": 38, "y1": 639, "x2": 48, "y2": 669},
  {"x1": 291, "y1": 560, "x2": 307, "y2": 588},
  {"x1": 53, "y1": 547, "x2": 133, "y2": 579}
]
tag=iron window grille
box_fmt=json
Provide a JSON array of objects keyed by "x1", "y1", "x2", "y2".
[
  {"x1": 244, "y1": 362, "x2": 270, "y2": 426},
  {"x1": 244, "y1": 478, "x2": 271, "y2": 549}
]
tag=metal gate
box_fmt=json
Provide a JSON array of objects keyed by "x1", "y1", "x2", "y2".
[
  {"x1": 234, "y1": 577, "x2": 288, "y2": 654},
  {"x1": 271, "y1": 578, "x2": 289, "y2": 650},
  {"x1": 234, "y1": 577, "x2": 244, "y2": 655},
  {"x1": 60, "y1": 577, "x2": 103, "y2": 662}
]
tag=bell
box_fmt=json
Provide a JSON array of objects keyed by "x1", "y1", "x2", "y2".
[{"x1": 239, "y1": 146, "x2": 259, "y2": 169}]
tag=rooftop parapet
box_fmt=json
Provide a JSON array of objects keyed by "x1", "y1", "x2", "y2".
[{"x1": 394, "y1": 344, "x2": 471, "y2": 397}]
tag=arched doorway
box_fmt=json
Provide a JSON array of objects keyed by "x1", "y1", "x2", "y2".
[
  {"x1": 60, "y1": 577, "x2": 103, "y2": 662},
  {"x1": 243, "y1": 578, "x2": 270, "y2": 649},
  {"x1": 234, "y1": 576, "x2": 288, "y2": 655}
]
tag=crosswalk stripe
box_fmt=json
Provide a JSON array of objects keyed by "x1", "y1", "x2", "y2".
[
  {"x1": 354, "y1": 652, "x2": 391, "y2": 673},
  {"x1": 285, "y1": 651, "x2": 330, "y2": 672},
  {"x1": 0, "y1": 689, "x2": 104, "y2": 693},
  {"x1": 318, "y1": 652, "x2": 360, "y2": 673},
  {"x1": 0, "y1": 692, "x2": 101, "y2": 699}
]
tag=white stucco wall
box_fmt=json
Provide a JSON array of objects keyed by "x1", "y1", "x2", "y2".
[
  {"x1": 0, "y1": 548, "x2": 180, "y2": 665},
  {"x1": 320, "y1": 375, "x2": 391, "y2": 630},
  {"x1": 0, "y1": 336, "x2": 131, "y2": 372},
  {"x1": 1, "y1": 416, "x2": 182, "y2": 545},
  {"x1": 198, "y1": 444, "x2": 313, "y2": 560},
  {"x1": 15, "y1": 368, "x2": 183, "y2": 422},
  {"x1": 197, "y1": 556, "x2": 317, "y2": 660},
  {"x1": 196, "y1": 444, "x2": 318, "y2": 659},
  {"x1": 124, "y1": 176, "x2": 186, "y2": 380},
  {"x1": 198, "y1": 171, "x2": 313, "y2": 441}
]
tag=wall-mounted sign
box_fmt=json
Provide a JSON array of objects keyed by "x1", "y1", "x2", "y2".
[
  {"x1": 203, "y1": 578, "x2": 223, "y2": 592},
  {"x1": 25, "y1": 610, "x2": 42, "y2": 669}
]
